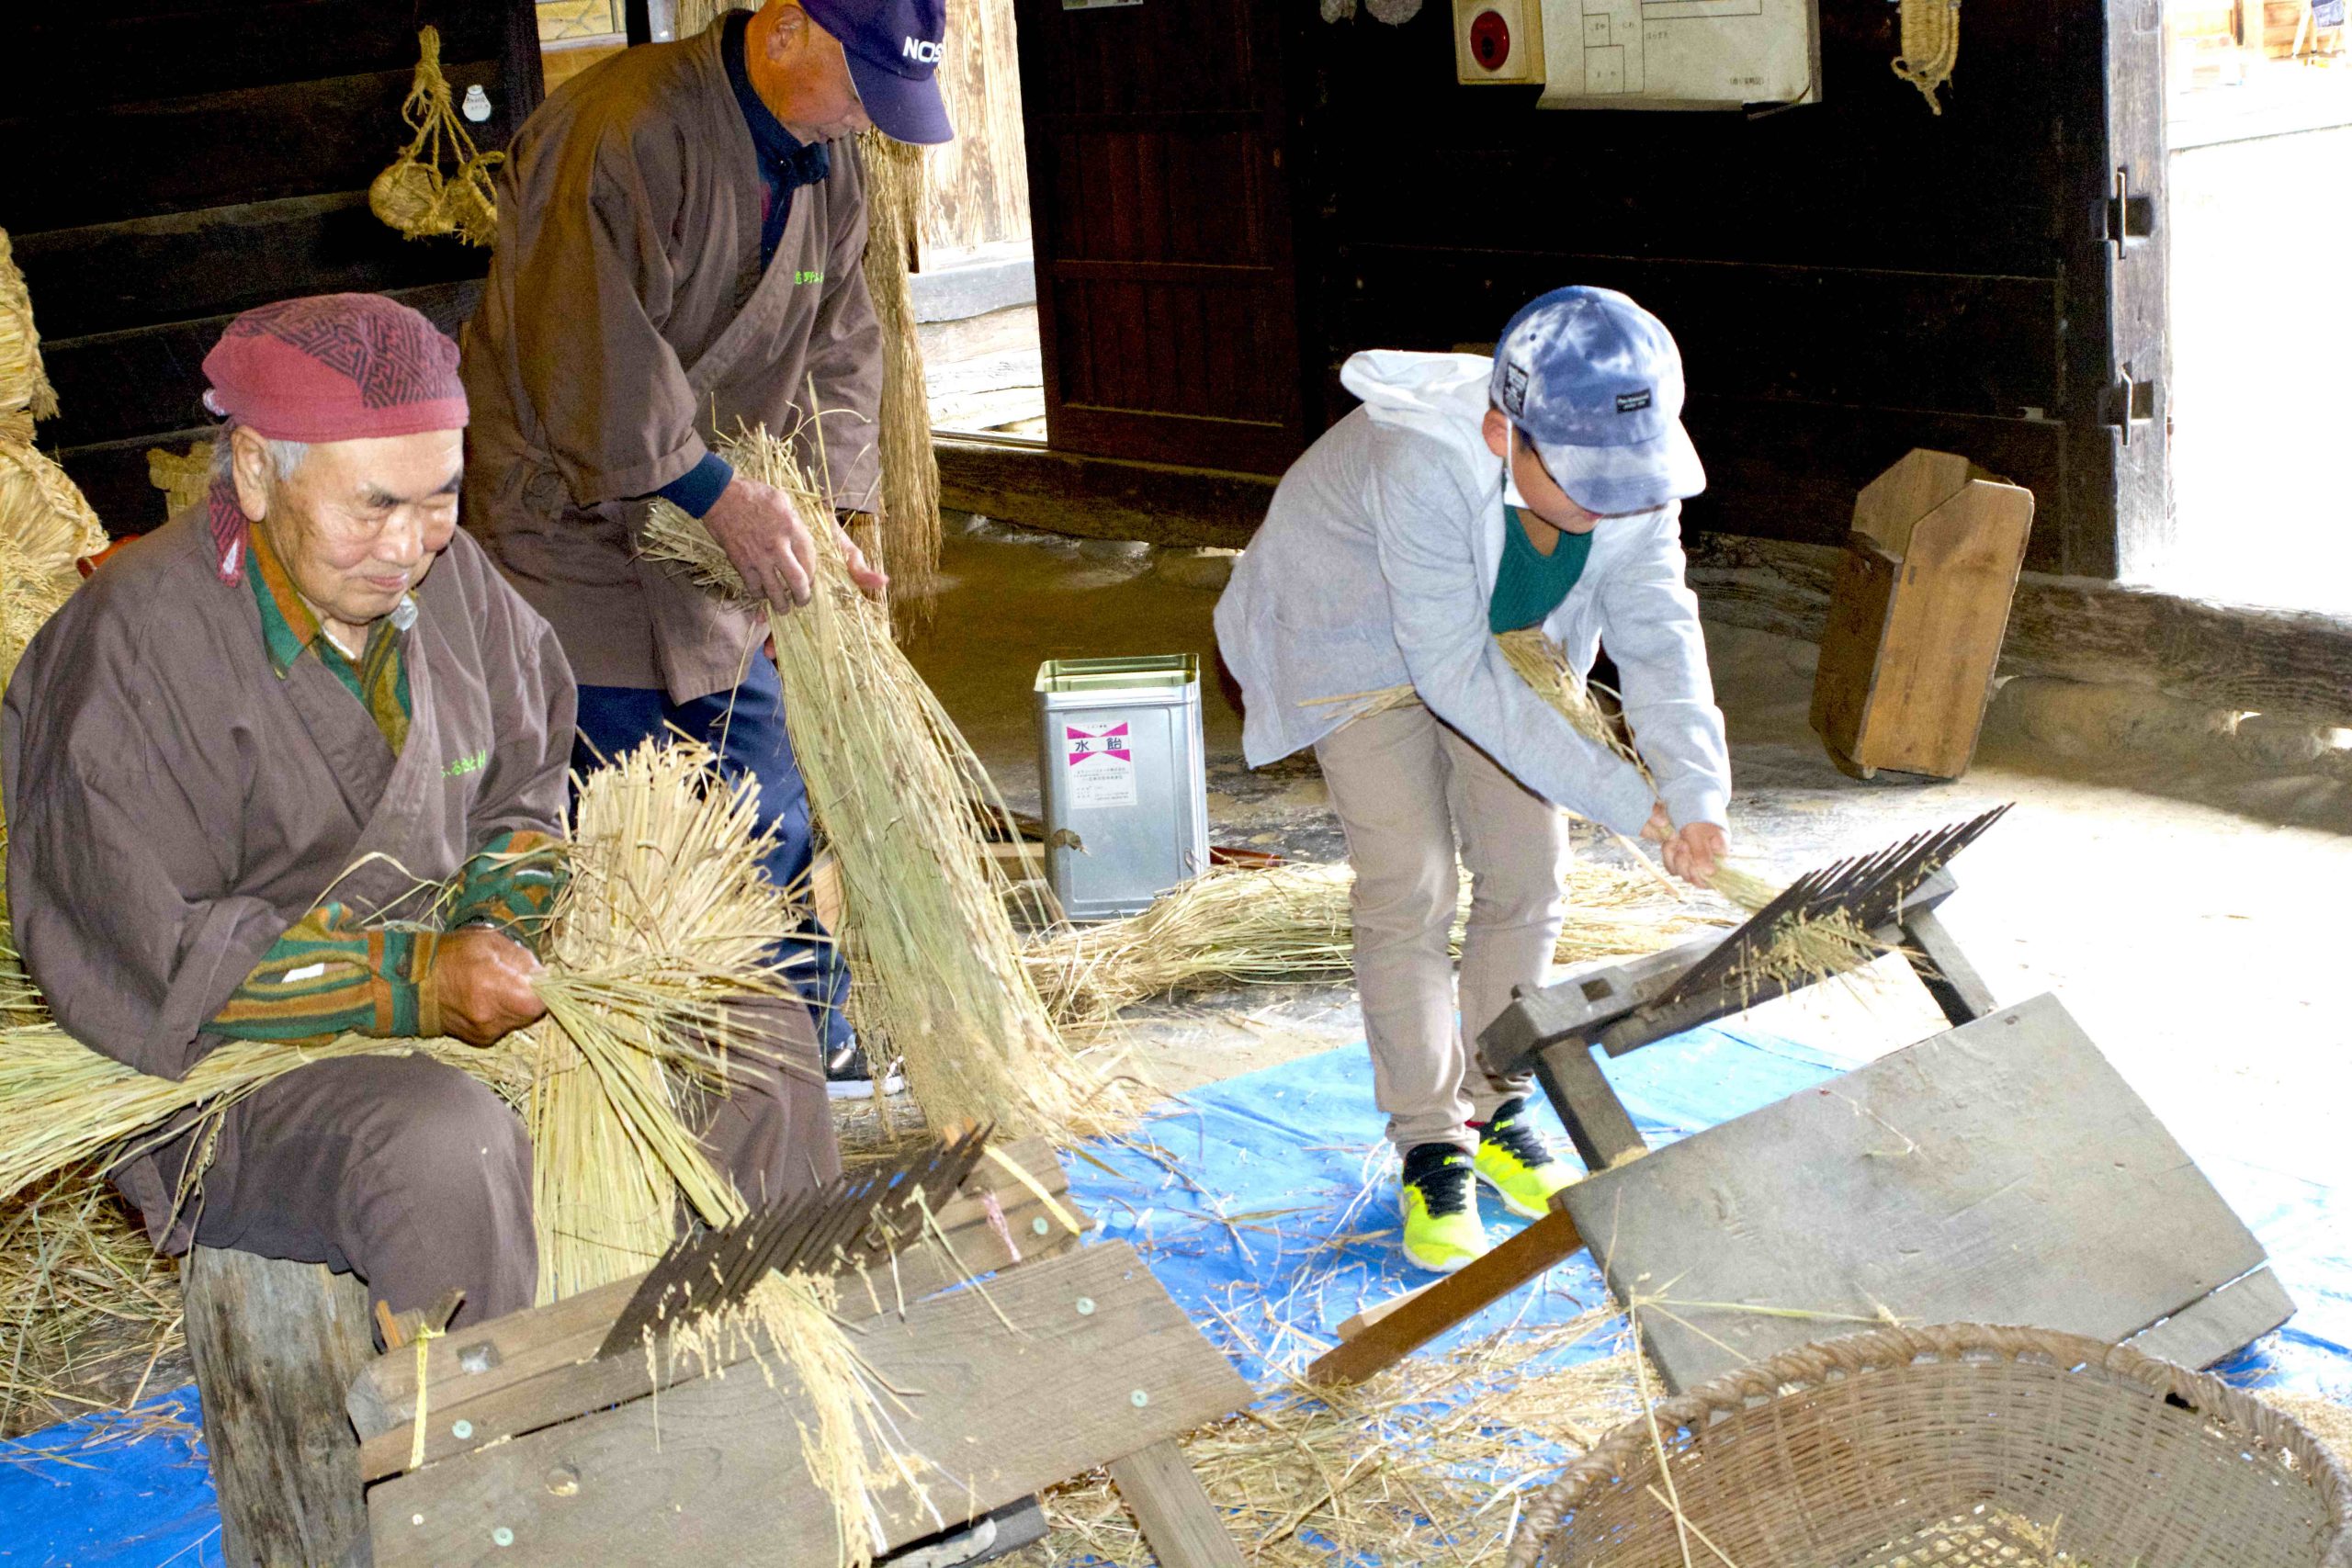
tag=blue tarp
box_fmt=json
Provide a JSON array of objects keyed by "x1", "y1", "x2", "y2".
[{"x1": 6, "y1": 1021, "x2": 2346, "y2": 1565}]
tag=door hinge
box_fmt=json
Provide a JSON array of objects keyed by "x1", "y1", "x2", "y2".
[
  {"x1": 2103, "y1": 367, "x2": 2159, "y2": 446},
  {"x1": 2098, "y1": 168, "x2": 2156, "y2": 256}
]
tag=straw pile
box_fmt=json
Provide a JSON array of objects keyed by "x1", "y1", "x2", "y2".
[
  {"x1": 854, "y1": 131, "x2": 944, "y2": 634},
  {"x1": 0, "y1": 229, "x2": 58, "y2": 422},
  {"x1": 1025, "y1": 858, "x2": 1727, "y2": 1026},
  {"x1": 527, "y1": 739, "x2": 796, "y2": 1300},
  {"x1": 0, "y1": 1168, "x2": 183, "y2": 1437},
  {"x1": 644, "y1": 424, "x2": 1125, "y2": 1145},
  {"x1": 1015, "y1": 1313, "x2": 1652, "y2": 1566}
]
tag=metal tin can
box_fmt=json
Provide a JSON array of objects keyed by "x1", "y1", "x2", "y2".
[{"x1": 1035, "y1": 655, "x2": 1210, "y2": 920}]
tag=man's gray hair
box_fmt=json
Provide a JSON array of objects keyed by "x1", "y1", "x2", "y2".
[{"x1": 209, "y1": 432, "x2": 310, "y2": 486}]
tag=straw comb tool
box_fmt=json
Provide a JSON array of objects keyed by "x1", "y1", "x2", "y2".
[{"x1": 597, "y1": 1122, "x2": 992, "y2": 1358}]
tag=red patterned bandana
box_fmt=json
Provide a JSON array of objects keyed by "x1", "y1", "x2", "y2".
[{"x1": 201, "y1": 293, "x2": 468, "y2": 584}]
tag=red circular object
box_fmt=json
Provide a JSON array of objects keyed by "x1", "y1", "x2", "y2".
[{"x1": 1469, "y1": 8, "x2": 1511, "y2": 70}]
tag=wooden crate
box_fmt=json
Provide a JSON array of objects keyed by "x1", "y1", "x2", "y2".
[{"x1": 1809, "y1": 448, "x2": 2034, "y2": 781}]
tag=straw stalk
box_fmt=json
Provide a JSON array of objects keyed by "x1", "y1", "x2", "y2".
[
  {"x1": 644, "y1": 423, "x2": 1125, "y2": 1145},
  {"x1": 854, "y1": 130, "x2": 944, "y2": 633}
]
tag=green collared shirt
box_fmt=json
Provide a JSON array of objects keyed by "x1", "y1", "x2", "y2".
[{"x1": 247, "y1": 522, "x2": 413, "y2": 753}]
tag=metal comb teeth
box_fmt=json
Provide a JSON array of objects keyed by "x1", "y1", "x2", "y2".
[
  {"x1": 596, "y1": 1122, "x2": 993, "y2": 1359},
  {"x1": 1657, "y1": 806, "x2": 2010, "y2": 1009}
]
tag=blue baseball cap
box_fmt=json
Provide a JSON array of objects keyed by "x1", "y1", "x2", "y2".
[
  {"x1": 1487, "y1": 287, "x2": 1704, "y2": 514},
  {"x1": 802, "y1": 0, "x2": 954, "y2": 146}
]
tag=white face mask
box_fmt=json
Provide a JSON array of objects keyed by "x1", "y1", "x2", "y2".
[{"x1": 1502, "y1": 451, "x2": 1531, "y2": 512}]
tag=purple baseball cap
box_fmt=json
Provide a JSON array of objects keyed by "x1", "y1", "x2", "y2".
[
  {"x1": 802, "y1": 0, "x2": 955, "y2": 146},
  {"x1": 1487, "y1": 286, "x2": 1705, "y2": 514}
]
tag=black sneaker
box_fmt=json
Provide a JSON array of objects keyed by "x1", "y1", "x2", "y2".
[
  {"x1": 826, "y1": 1039, "x2": 906, "y2": 1100},
  {"x1": 1399, "y1": 1141, "x2": 1488, "y2": 1272}
]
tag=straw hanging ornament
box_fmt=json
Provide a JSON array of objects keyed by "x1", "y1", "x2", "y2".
[
  {"x1": 369, "y1": 27, "x2": 505, "y2": 248},
  {"x1": 1894, "y1": 0, "x2": 1962, "y2": 113},
  {"x1": 0, "y1": 230, "x2": 59, "y2": 423}
]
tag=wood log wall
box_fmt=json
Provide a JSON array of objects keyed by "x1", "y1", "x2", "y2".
[{"x1": 3, "y1": 0, "x2": 543, "y2": 536}]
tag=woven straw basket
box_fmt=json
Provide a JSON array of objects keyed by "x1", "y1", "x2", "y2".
[{"x1": 1511, "y1": 1323, "x2": 2351, "y2": 1568}]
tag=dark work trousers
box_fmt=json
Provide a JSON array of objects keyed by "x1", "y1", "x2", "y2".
[
  {"x1": 571, "y1": 654, "x2": 854, "y2": 1060},
  {"x1": 132, "y1": 997, "x2": 839, "y2": 1332}
]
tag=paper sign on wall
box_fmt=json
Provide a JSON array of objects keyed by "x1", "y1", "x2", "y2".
[{"x1": 1065, "y1": 722, "x2": 1139, "y2": 808}]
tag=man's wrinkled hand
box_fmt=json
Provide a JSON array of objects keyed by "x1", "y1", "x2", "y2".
[
  {"x1": 1661, "y1": 822, "x2": 1729, "y2": 885},
  {"x1": 433, "y1": 929, "x2": 547, "y2": 1047},
  {"x1": 703, "y1": 475, "x2": 817, "y2": 611}
]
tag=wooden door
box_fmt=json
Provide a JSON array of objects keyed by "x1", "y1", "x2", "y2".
[{"x1": 1012, "y1": 0, "x2": 1306, "y2": 475}]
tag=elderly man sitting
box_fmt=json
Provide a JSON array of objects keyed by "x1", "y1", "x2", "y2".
[{"x1": 2, "y1": 293, "x2": 835, "y2": 1331}]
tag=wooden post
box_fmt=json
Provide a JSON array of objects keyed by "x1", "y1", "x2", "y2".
[
  {"x1": 183, "y1": 1246, "x2": 378, "y2": 1568},
  {"x1": 1106, "y1": 1438, "x2": 1247, "y2": 1568}
]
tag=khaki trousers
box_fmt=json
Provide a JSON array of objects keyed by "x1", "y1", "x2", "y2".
[{"x1": 1314, "y1": 703, "x2": 1569, "y2": 1155}]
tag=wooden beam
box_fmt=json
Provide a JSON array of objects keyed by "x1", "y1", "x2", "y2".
[
  {"x1": 1687, "y1": 532, "x2": 2352, "y2": 729},
  {"x1": 935, "y1": 434, "x2": 1272, "y2": 548},
  {"x1": 1105, "y1": 1438, "x2": 1248, "y2": 1568},
  {"x1": 1304, "y1": 1208, "x2": 1583, "y2": 1386}
]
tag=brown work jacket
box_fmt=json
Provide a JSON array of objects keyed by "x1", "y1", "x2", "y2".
[
  {"x1": 460, "y1": 22, "x2": 884, "y2": 703},
  {"x1": 0, "y1": 511, "x2": 574, "y2": 1234}
]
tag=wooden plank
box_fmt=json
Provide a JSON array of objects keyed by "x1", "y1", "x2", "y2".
[
  {"x1": 1303, "y1": 1209, "x2": 1583, "y2": 1387},
  {"x1": 1532, "y1": 1040, "x2": 1646, "y2": 1172},
  {"x1": 935, "y1": 434, "x2": 1272, "y2": 547},
  {"x1": 12, "y1": 193, "x2": 488, "y2": 343},
  {"x1": 183, "y1": 1247, "x2": 378, "y2": 1568},
  {"x1": 0, "y1": 63, "x2": 508, "y2": 234},
  {"x1": 1562, "y1": 993, "x2": 2275, "y2": 1393},
  {"x1": 1809, "y1": 536, "x2": 1901, "y2": 772},
  {"x1": 1687, "y1": 532, "x2": 2352, "y2": 731},
  {"x1": 924, "y1": 0, "x2": 1032, "y2": 254},
  {"x1": 1106, "y1": 1438, "x2": 1246, "y2": 1568},
  {"x1": 367, "y1": 1242, "x2": 1252, "y2": 1567},
  {"x1": 1901, "y1": 906, "x2": 1999, "y2": 1026},
  {"x1": 2124, "y1": 1265, "x2": 2297, "y2": 1370},
  {"x1": 347, "y1": 1136, "x2": 1080, "y2": 1445},
  {"x1": 8, "y1": 3, "x2": 515, "y2": 114},
  {"x1": 41, "y1": 280, "x2": 485, "y2": 455}
]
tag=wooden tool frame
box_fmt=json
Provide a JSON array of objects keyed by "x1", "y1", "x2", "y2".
[
  {"x1": 1305, "y1": 869, "x2": 1996, "y2": 1386},
  {"x1": 349, "y1": 1136, "x2": 1252, "y2": 1567}
]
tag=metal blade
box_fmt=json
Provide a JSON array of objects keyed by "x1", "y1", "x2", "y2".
[
  {"x1": 596, "y1": 1123, "x2": 993, "y2": 1359},
  {"x1": 1657, "y1": 806, "x2": 2010, "y2": 1009}
]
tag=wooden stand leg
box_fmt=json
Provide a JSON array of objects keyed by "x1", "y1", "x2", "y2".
[
  {"x1": 183, "y1": 1247, "x2": 378, "y2": 1568},
  {"x1": 1304, "y1": 1208, "x2": 1584, "y2": 1386},
  {"x1": 1532, "y1": 1041, "x2": 1646, "y2": 1170},
  {"x1": 1107, "y1": 1438, "x2": 1245, "y2": 1568},
  {"x1": 1901, "y1": 906, "x2": 1998, "y2": 1025}
]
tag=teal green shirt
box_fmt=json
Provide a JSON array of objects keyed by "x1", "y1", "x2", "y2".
[{"x1": 1487, "y1": 507, "x2": 1594, "y2": 634}]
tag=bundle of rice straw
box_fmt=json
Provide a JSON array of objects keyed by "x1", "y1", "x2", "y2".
[
  {"x1": 146, "y1": 441, "x2": 214, "y2": 523},
  {"x1": 1308, "y1": 626, "x2": 1879, "y2": 981},
  {"x1": 644, "y1": 423, "x2": 1124, "y2": 1145},
  {"x1": 854, "y1": 131, "x2": 944, "y2": 634},
  {"x1": 661, "y1": 1269, "x2": 916, "y2": 1568},
  {"x1": 0, "y1": 229, "x2": 59, "y2": 422},
  {"x1": 1026, "y1": 859, "x2": 1726, "y2": 1026},
  {"x1": 528, "y1": 739, "x2": 799, "y2": 1300}
]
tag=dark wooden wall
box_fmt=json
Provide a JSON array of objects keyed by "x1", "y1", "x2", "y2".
[
  {"x1": 4, "y1": 1, "x2": 544, "y2": 535},
  {"x1": 1292, "y1": 2, "x2": 2160, "y2": 579}
]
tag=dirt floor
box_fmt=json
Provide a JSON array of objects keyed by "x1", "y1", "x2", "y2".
[{"x1": 910, "y1": 513, "x2": 2352, "y2": 1182}]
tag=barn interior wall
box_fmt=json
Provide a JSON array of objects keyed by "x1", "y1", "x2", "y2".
[{"x1": 1292, "y1": 1, "x2": 2131, "y2": 577}]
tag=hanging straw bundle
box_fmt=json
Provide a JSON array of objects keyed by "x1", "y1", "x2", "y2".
[
  {"x1": 0, "y1": 229, "x2": 59, "y2": 422},
  {"x1": 145, "y1": 442, "x2": 214, "y2": 523},
  {"x1": 368, "y1": 27, "x2": 503, "y2": 247},
  {"x1": 527, "y1": 739, "x2": 802, "y2": 1300},
  {"x1": 643, "y1": 423, "x2": 1125, "y2": 1145},
  {"x1": 0, "y1": 428, "x2": 107, "y2": 687},
  {"x1": 853, "y1": 131, "x2": 944, "y2": 634},
  {"x1": 1025, "y1": 858, "x2": 1727, "y2": 1026}
]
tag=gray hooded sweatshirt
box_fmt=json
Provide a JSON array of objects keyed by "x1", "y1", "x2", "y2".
[{"x1": 1213, "y1": 350, "x2": 1731, "y2": 840}]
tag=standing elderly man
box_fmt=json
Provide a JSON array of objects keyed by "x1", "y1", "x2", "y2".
[
  {"x1": 462, "y1": 0, "x2": 953, "y2": 1090},
  {"x1": 3, "y1": 293, "x2": 829, "y2": 1331}
]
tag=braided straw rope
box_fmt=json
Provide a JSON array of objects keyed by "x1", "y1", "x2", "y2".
[
  {"x1": 1511, "y1": 1322, "x2": 2351, "y2": 1568},
  {"x1": 1894, "y1": 0, "x2": 1962, "y2": 114}
]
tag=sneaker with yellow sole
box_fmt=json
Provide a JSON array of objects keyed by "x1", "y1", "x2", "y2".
[
  {"x1": 1398, "y1": 1142, "x2": 1489, "y2": 1274},
  {"x1": 1470, "y1": 1097, "x2": 1578, "y2": 1219}
]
